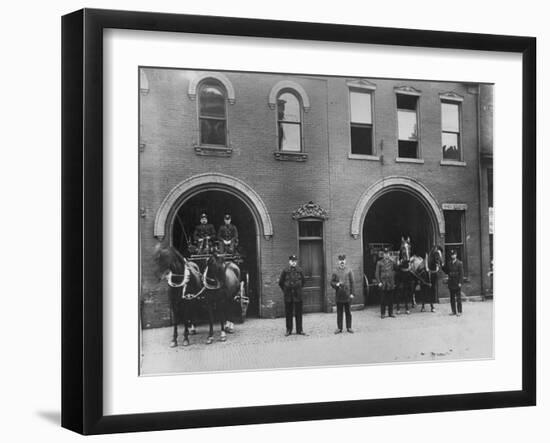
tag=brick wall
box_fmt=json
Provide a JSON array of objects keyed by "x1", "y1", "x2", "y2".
[{"x1": 140, "y1": 68, "x2": 490, "y2": 328}]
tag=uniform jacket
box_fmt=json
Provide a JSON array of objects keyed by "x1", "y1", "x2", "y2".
[
  {"x1": 278, "y1": 266, "x2": 305, "y2": 302},
  {"x1": 443, "y1": 259, "x2": 464, "y2": 289},
  {"x1": 330, "y1": 266, "x2": 355, "y2": 303},
  {"x1": 375, "y1": 257, "x2": 399, "y2": 290},
  {"x1": 217, "y1": 223, "x2": 239, "y2": 243},
  {"x1": 193, "y1": 223, "x2": 216, "y2": 242}
]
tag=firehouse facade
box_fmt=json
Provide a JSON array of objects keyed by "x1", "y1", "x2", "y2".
[{"x1": 139, "y1": 68, "x2": 493, "y2": 328}]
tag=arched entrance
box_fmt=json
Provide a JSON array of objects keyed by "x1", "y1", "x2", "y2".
[
  {"x1": 350, "y1": 177, "x2": 445, "y2": 305},
  {"x1": 363, "y1": 191, "x2": 435, "y2": 291},
  {"x1": 155, "y1": 173, "x2": 273, "y2": 318},
  {"x1": 171, "y1": 190, "x2": 260, "y2": 317}
]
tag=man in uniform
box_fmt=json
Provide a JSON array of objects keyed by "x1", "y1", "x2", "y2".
[
  {"x1": 330, "y1": 254, "x2": 355, "y2": 333},
  {"x1": 192, "y1": 213, "x2": 216, "y2": 254},
  {"x1": 217, "y1": 213, "x2": 239, "y2": 254},
  {"x1": 278, "y1": 254, "x2": 306, "y2": 336},
  {"x1": 375, "y1": 247, "x2": 399, "y2": 319},
  {"x1": 442, "y1": 249, "x2": 464, "y2": 316}
]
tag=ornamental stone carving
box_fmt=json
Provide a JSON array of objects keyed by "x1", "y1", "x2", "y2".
[
  {"x1": 292, "y1": 201, "x2": 329, "y2": 220},
  {"x1": 394, "y1": 85, "x2": 422, "y2": 96},
  {"x1": 439, "y1": 91, "x2": 464, "y2": 102}
]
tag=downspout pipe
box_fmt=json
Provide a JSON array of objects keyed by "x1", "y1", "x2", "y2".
[{"x1": 476, "y1": 84, "x2": 485, "y2": 296}]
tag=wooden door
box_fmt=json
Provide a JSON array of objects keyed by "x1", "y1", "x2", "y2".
[{"x1": 298, "y1": 220, "x2": 324, "y2": 312}]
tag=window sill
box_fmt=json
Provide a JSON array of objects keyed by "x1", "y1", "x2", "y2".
[
  {"x1": 273, "y1": 151, "x2": 308, "y2": 162},
  {"x1": 194, "y1": 145, "x2": 233, "y2": 157},
  {"x1": 348, "y1": 153, "x2": 380, "y2": 161},
  {"x1": 440, "y1": 159, "x2": 466, "y2": 167},
  {"x1": 395, "y1": 157, "x2": 425, "y2": 164}
]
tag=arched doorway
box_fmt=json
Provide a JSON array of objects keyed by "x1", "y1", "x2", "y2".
[
  {"x1": 363, "y1": 190, "x2": 435, "y2": 299},
  {"x1": 170, "y1": 189, "x2": 260, "y2": 317},
  {"x1": 154, "y1": 173, "x2": 273, "y2": 319},
  {"x1": 351, "y1": 177, "x2": 444, "y2": 306}
]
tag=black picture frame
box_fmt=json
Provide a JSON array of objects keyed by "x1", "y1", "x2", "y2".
[{"x1": 61, "y1": 8, "x2": 536, "y2": 435}]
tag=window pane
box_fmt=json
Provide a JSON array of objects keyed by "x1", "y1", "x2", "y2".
[
  {"x1": 200, "y1": 118, "x2": 226, "y2": 145},
  {"x1": 351, "y1": 125, "x2": 373, "y2": 155},
  {"x1": 396, "y1": 93, "x2": 417, "y2": 111},
  {"x1": 279, "y1": 122, "x2": 301, "y2": 151},
  {"x1": 350, "y1": 91, "x2": 372, "y2": 124},
  {"x1": 299, "y1": 221, "x2": 323, "y2": 237},
  {"x1": 442, "y1": 102, "x2": 459, "y2": 132},
  {"x1": 397, "y1": 109, "x2": 418, "y2": 140},
  {"x1": 442, "y1": 132, "x2": 460, "y2": 160},
  {"x1": 199, "y1": 85, "x2": 226, "y2": 118},
  {"x1": 398, "y1": 140, "x2": 418, "y2": 158},
  {"x1": 444, "y1": 211, "x2": 463, "y2": 244},
  {"x1": 277, "y1": 92, "x2": 300, "y2": 122}
]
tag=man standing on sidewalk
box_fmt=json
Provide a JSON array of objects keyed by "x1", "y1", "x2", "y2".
[
  {"x1": 442, "y1": 249, "x2": 464, "y2": 316},
  {"x1": 331, "y1": 254, "x2": 355, "y2": 334},
  {"x1": 375, "y1": 247, "x2": 399, "y2": 319},
  {"x1": 278, "y1": 254, "x2": 306, "y2": 336}
]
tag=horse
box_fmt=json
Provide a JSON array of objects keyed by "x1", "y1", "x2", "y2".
[
  {"x1": 396, "y1": 241, "x2": 444, "y2": 314},
  {"x1": 203, "y1": 253, "x2": 241, "y2": 344},
  {"x1": 153, "y1": 244, "x2": 202, "y2": 347},
  {"x1": 395, "y1": 236, "x2": 416, "y2": 314},
  {"x1": 418, "y1": 245, "x2": 444, "y2": 312}
]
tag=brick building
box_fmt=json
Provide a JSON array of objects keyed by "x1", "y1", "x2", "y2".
[{"x1": 139, "y1": 68, "x2": 493, "y2": 328}]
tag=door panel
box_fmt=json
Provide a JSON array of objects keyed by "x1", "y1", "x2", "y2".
[{"x1": 299, "y1": 240, "x2": 323, "y2": 312}]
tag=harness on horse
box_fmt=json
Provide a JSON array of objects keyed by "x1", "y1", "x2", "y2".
[{"x1": 166, "y1": 271, "x2": 206, "y2": 300}]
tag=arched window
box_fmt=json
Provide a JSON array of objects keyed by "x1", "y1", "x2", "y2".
[
  {"x1": 198, "y1": 81, "x2": 227, "y2": 146},
  {"x1": 277, "y1": 91, "x2": 302, "y2": 152}
]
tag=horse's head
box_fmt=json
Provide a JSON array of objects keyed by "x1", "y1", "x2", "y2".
[
  {"x1": 428, "y1": 245, "x2": 444, "y2": 271},
  {"x1": 153, "y1": 243, "x2": 190, "y2": 282},
  {"x1": 153, "y1": 243, "x2": 180, "y2": 279},
  {"x1": 399, "y1": 236, "x2": 412, "y2": 263},
  {"x1": 204, "y1": 253, "x2": 225, "y2": 290}
]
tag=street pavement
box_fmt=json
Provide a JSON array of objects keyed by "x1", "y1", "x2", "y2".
[{"x1": 140, "y1": 300, "x2": 493, "y2": 375}]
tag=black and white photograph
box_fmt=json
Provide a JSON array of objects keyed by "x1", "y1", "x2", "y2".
[
  {"x1": 139, "y1": 68, "x2": 494, "y2": 375},
  {"x1": 1, "y1": 0, "x2": 545, "y2": 440}
]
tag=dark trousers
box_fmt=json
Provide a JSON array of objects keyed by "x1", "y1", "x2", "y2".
[
  {"x1": 285, "y1": 301, "x2": 303, "y2": 333},
  {"x1": 336, "y1": 302, "x2": 352, "y2": 330},
  {"x1": 449, "y1": 288, "x2": 462, "y2": 314},
  {"x1": 380, "y1": 289, "x2": 394, "y2": 316}
]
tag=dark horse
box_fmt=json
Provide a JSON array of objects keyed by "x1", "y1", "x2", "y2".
[
  {"x1": 203, "y1": 253, "x2": 242, "y2": 344},
  {"x1": 417, "y1": 245, "x2": 444, "y2": 312},
  {"x1": 154, "y1": 244, "x2": 202, "y2": 347},
  {"x1": 395, "y1": 236, "x2": 416, "y2": 314},
  {"x1": 396, "y1": 239, "x2": 444, "y2": 313}
]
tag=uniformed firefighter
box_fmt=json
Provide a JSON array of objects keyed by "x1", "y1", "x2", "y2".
[
  {"x1": 442, "y1": 249, "x2": 465, "y2": 316},
  {"x1": 192, "y1": 213, "x2": 216, "y2": 254},
  {"x1": 278, "y1": 254, "x2": 306, "y2": 336},
  {"x1": 330, "y1": 254, "x2": 355, "y2": 333},
  {"x1": 217, "y1": 213, "x2": 239, "y2": 254},
  {"x1": 375, "y1": 247, "x2": 400, "y2": 318}
]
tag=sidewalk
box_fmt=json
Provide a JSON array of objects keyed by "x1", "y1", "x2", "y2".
[{"x1": 141, "y1": 300, "x2": 493, "y2": 375}]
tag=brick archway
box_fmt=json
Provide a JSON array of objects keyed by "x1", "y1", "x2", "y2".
[
  {"x1": 350, "y1": 176, "x2": 445, "y2": 240},
  {"x1": 154, "y1": 173, "x2": 273, "y2": 241}
]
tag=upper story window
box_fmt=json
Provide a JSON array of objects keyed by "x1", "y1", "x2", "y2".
[
  {"x1": 439, "y1": 91, "x2": 464, "y2": 164},
  {"x1": 277, "y1": 91, "x2": 302, "y2": 152},
  {"x1": 198, "y1": 81, "x2": 227, "y2": 146},
  {"x1": 396, "y1": 91, "x2": 420, "y2": 159},
  {"x1": 350, "y1": 90, "x2": 374, "y2": 155},
  {"x1": 441, "y1": 101, "x2": 461, "y2": 161}
]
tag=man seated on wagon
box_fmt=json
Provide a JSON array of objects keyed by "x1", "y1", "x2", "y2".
[
  {"x1": 192, "y1": 213, "x2": 216, "y2": 254},
  {"x1": 217, "y1": 213, "x2": 239, "y2": 254}
]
